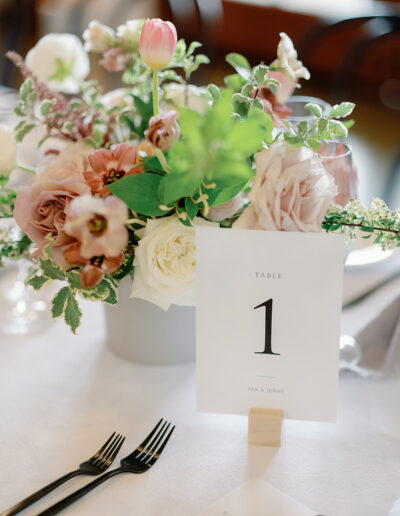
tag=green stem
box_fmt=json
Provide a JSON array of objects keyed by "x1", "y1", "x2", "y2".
[
  {"x1": 17, "y1": 164, "x2": 36, "y2": 174},
  {"x1": 152, "y1": 70, "x2": 159, "y2": 116}
]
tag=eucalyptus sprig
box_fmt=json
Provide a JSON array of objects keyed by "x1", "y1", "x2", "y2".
[
  {"x1": 283, "y1": 101, "x2": 355, "y2": 151},
  {"x1": 322, "y1": 198, "x2": 400, "y2": 250}
]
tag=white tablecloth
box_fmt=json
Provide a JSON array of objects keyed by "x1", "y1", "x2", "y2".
[{"x1": 1, "y1": 287, "x2": 400, "y2": 516}]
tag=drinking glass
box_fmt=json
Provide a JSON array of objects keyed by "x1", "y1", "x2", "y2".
[
  {"x1": 0, "y1": 89, "x2": 52, "y2": 336},
  {"x1": 319, "y1": 141, "x2": 362, "y2": 372},
  {"x1": 286, "y1": 95, "x2": 331, "y2": 126}
]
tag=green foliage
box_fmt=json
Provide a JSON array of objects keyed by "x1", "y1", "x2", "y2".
[
  {"x1": 169, "y1": 39, "x2": 210, "y2": 80},
  {"x1": 0, "y1": 232, "x2": 31, "y2": 266},
  {"x1": 108, "y1": 172, "x2": 168, "y2": 216},
  {"x1": 157, "y1": 90, "x2": 269, "y2": 213}
]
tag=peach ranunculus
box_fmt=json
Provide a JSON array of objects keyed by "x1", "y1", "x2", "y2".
[
  {"x1": 63, "y1": 194, "x2": 128, "y2": 288},
  {"x1": 233, "y1": 142, "x2": 338, "y2": 233},
  {"x1": 84, "y1": 143, "x2": 145, "y2": 196},
  {"x1": 13, "y1": 142, "x2": 92, "y2": 264}
]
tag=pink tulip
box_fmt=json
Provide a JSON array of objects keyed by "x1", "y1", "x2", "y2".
[{"x1": 140, "y1": 18, "x2": 177, "y2": 70}]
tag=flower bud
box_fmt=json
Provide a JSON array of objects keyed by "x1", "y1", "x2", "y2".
[{"x1": 145, "y1": 111, "x2": 180, "y2": 151}]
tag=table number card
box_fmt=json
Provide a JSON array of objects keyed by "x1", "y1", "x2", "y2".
[{"x1": 196, "y1": 228, "x2": 344, "y2": 422}]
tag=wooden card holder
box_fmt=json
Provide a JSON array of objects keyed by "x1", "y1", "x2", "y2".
[{"x1": 248, "y1": 407, "x2": 283, "y2": 447}]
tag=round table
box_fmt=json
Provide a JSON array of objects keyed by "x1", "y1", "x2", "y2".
[{"x1": 1, "y1": 293, "x2": 400, "y2": 516}]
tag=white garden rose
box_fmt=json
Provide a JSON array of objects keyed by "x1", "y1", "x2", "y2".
[
  {"x1": 273, "y1": 32, "x2": 310, "y2": 82},
  {"x1": 116, "y1": 19, "x2": 143, "y2": 49},
  {"x1": 0, "y1": 124, "x2": 17, "y2": 177},
  {"x1": 131, "y1": 215, "x2": 217, "y2": 310},
  {"x1": 162, "y1": 83, "x2": 210, "y2": 114},
  {"x1": 26, "y1": 34, "x2": 90, "y2": 94},
  {"x1": 83, "y1": 20, "x2": 115, "y2": 53}
]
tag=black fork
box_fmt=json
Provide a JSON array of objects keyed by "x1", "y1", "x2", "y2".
[
  {"x1": 1, "y1": 432, "x2": 125, "y2": 516},
  {"x1": 38, "y1": 419, "x2": 175, "y2": 515}
]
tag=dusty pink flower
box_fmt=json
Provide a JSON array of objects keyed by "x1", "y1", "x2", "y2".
[
  {"x1": 99, "y1": 47, "x2": 128, "y2": 72},
  {"x1": 233, "y1": 142, "x2": 338, "y2": 232},
  {"x1": 13, "y1": 142, "x2": 92, "y2": 264},
  {"x1": 84, "y1": 143, "x2": 143, "y2": 196},
  {"x1": 139, "y1": 18, "x2": 177, "y2": 70},
  {"x1": 64, "y1": 194, "x2": 128, "y2": 259},
  {"x1": 63, "y1": 241, "x2": 123, "y2": 288},
  {"x1": 207, "y1": 194, "x2": 245, "y2": 222},
  {"x1": 145, "y1": 111, "x2": 180, "y2": 151}
]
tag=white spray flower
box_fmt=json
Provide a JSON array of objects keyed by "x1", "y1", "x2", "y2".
[{"x1": 83, "y1": 20, "x2": 115, "y2": 53}]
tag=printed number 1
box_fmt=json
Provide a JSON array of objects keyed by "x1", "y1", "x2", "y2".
[{"x1": 254, "y1": 299, "x2": 279, "y2": 355}]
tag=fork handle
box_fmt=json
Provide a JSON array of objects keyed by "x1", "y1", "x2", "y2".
[
  {"x1": 37, "y1": 467, "x2": 125, "y2": 515},
  {"x1": 0, "y1": 470, "x2": 82, "y2": 516}
]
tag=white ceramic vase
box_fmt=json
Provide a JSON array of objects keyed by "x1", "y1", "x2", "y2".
[{"x1": 104, "y1": 278, "x2": 196, "y2": 365}]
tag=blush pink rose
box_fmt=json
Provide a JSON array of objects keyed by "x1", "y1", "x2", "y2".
[
  {"x1": 13, "y1": 142, "x2": 92, "y2": 264},
  {"x1": 233, "y1": 142, "x2": 338, "y2": 233},
  {"x1": 206, "y1": 194, "x2": 245, "y2": 222}
]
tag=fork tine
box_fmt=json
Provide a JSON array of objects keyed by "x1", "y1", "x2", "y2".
[
  {"x1": 140, "y1": 422, "x2": 170, "y2": 461},
  {"x1": 92, "y1": 433, "x2": 122, "y2": 466},
  {"x1": 102, "y1": 435, "x2": 125, "y2": 468},
  {"x1": 103, "y1": 435, "x2": 125, "y2": 465},
  {"x1": 136, "y1": 421, "x2": 169, "y2": 459},
  {"x1": 89, "y1": 431, "x2": 116, "y2": 461},
  {"x1": 134, "y1": 418, "x2": 164, "y2": 455},
  {"x1": 146, "y1": 425, "x2": 175, "y2": 468}
]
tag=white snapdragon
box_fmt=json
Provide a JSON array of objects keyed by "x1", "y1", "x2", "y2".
[
  {"x1": 274, "y1": 32, "x2": 310, "y2": 82},
  {"x1": 26, "y1": 34, "x2": 89, "y2": 94},
  {"x1": 83, "y1": 20, "x2": 115, "y2": 53}
]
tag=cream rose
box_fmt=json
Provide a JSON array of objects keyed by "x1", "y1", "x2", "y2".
[
  {"x1": 233, "y1": 142, "x2": 337, "y2": 232},
  {"x1": 131, "y1": 215, "x2": 217, "y2": 310}
]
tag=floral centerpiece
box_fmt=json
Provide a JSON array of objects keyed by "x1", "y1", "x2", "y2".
[{"x1": 0, "y1": 18, "x2": 399, "y2": 333}]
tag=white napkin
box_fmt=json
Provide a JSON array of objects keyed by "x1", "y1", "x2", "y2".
[
  {"x1": 341, "y1": 254, "x2": 400, "y2": 376},
  {"x1": 195, "y1": 478, "x2": 318, "y2": 516}
]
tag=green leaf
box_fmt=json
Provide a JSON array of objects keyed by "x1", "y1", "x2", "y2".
[
  {"x1": 224, "y1": 73, "x2": 246, "y2": 91},
  {"x1": 101, "y1": 279, "x2": 118, "y2": 305},
  {"x1": 19, "y1": 79, "x2": 32, "y2": 102},
  {"x1": 39, "y1": 257, "x2": 66, "y2": 281},
  {"x1": 210, "y1": 178, "x2": 249, "y2": 206},
  {"x1": 187, "y1": 41, "x2": 202, "y2": 56},
  {"x1": 305, "y1": 103, "x2": 322, "y2": 118},
  {"x1": 254, "y1": 65, "x2": 269, "y2": 87},
  {"x1": 241, "y1": 82, "x2": 254, "y2": 97},
  {"x1": 329, "y1": 102, "x2": 355, "y2": 119},
  {"x1": 142, "y1": 155, "x2": 165, "y2": 174},
  {"x1": 226, "y1": 53, "x2": 252, "y2": 81},
  {"x1": 67, "y1": 269, "x2": 82, "y2": 290},
  {"x1": 208, "y1": 83, "x2": 221, "y2": 102},
  {"x1": 284, "y1": 133, "x2": 303, "y2": 146},
  {"x1": 159, "y1": 163, "x2": 203, "y2": 205},
  {"x1": 185, "y1": 197, "x2": 199, "y2": 220},
  {"x1": 51, "y1": 287, "x2": 70, "y2": 318},
  {"x1": 40, "y1": 100, "x2": 53, "y2": 116},
  {"x1": 328, "y1": 119, "x2": 348, "y2": 139},
  {"x1": 108, "y1": 173, "x2": 165, "y2": 216},
  {"x1": 298, "y1": 120, "x2": 309, "y2": 136},
  {"x1": 225, "y1": 118, "x2": 264, "y2": 154},
  {"x1": 64, "y1": 289, "x2": 82, "y2": 334},
  {"x1": 26, "y1": 275, "x2": 50, "y2": 290},
  {"x1": 16, "y1": 124, "x2": 35, "y2": 143}
]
